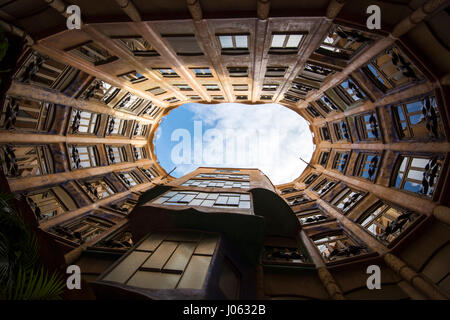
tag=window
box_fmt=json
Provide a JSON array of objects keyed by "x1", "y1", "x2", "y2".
[
  {"x1": 0, "y1": 145, "x2": 53, "y2": 177},
  {"x1": 182, "y1": 179, "x2": 250, "y2": 189},
  {"x1": 320, "y1": 126, "x2": 331, "y2": 141},
  {"x1": 141, "y1": 103, "x2": 161, "y2": 118},
  {"x1": 359, "y1": 202, "x2": 419, "y2": 245},
  {"x1": 280, "y1": 187, "x2": 299, "y2": 195},
  {"x1": 392, "y1": 95, "x2": 444, "y2": 140},
  {"x1": 296, "y1": 209, "x2": 330, "y2": 226},
  {"x1": 173, "y1": 84, "x2": 192, "y2": 91},
  {"x1": 115, "y1": 93, "x2": 142, "y2": 112},
  {"x1": 107, "y1": 117, "x2": 127, "y2": 136},
  {"x1": 139, "y1": 168, "x2": 155, "y2": 181},
  {"x1": 332, "y1": 151, "x2": 349, "y2": 173},
  {"x1": 212, "y1": 95, "x2": 224, "y2": 100},
  {"x1": 50, "y1": 213, "x2": 116, "y2": 244},
  {"x1": 316, "y1": 25, "x2": 373, "y2": 61},
  {"x1": 118, "y1": 172, "x2": 141, "y2": 188},
  {"x1": 93, "y1": 227, "x2": 133, "y2": 249},
  {"x1": 192, "y1": 68, "x2": 213, "y2": 77},
  {"x1": 1, "y1": 96, "x2": 54, "y2": 132},
  {"x1": 101, "y1": 231, "x2": 218, "y2": 290},
  {"x1": 68, "y1": 145, "x2": 98, "y2": 169},
  {"x1": 355, "y1": 111, "x2": 380, "y2": 141},
  {"x1": 263, "y1": 246, "x2": 306, "y2": 265},
  {"x1": 14, "y1": 51, "x2": 72, "y2": 90},
  {"x1": 163, "y1": 35, "x2": 203, "y2": 56},
  {"x1": 337, "y1": 78, "x2": 366, "y2": 105},
  {"x1": 362, "y1": 47, "x2": 421, "y2": 92},
  {"x1": 232, "y1": 84, "x2": 248, "y2": 91},
  {"x1": 154, "y1": 68, "x2": 178, "y2": 77},
  {"x1": 286, "y1": 194, "x2": 311, "y2": 206},
  {"x1": 262, "y1": 84, "x2": 278, "y2": 91},
  {"x1": 317, "y1": 95, "x2": 339, "y2": 113},
  {"x1": 393, "y1": 155, "x2": 442, "y2": 197},
  {"x1": 215, "y1": 169, "x2": 240, "y2": 173},
  {"x1": 25, "y1": 186, "x2": 76, "y2": 221},
  {"x1": 312, "y1": 231, "x2": 368, "y2": 262},
  {"x1": 283, "y1": 94, "x2": 301, "y2": 103},
  {"x1": 203, "y1": 84, "x2": 220, "y2": 91},
  {"x1": 117, "y1": 71, "x2": 148, "y2": 84},
  {"x1": 133, "y1": 123, "x2": 148, "y2": 137},
  {"x1": 290, "y1": 82, "x2": 314, "y2": 97},
  {"x1": 354, "y1": 153, "x2": 380, "y2": 182},
  {"x1": 133, "y1": 146, "x2": 147, "y2": 160},
  {"x1": 236, "y1": 95, "x2": 247, "y2": 100},
  {"x1": 331, "y1": 187, "x2": 364, "y2": 214},
  {"x1": 260, "y1": 95, "x2": 273, "y2": 100},
  {"x1": 117, "y1": 37, "x2": 158, "y2": 56},
  {"x1": 146, "y1": 87, "x2": 167, "y2": 96},
  {"x1": 269, "y1": 33, "x2": 304, "y2": 53},
  {"x1": 107, "y1": 146, "x2": 127, "y2": 164},
  {"x1": 164, "y1": 97, "x2": 180, "y2": 104},
  {"x1": 319, "y1": 151, "x2": 330, "y2": 167},
  {"x1": 65, "y1": 41, "x2": 118, "y2": 66},
  {"x1": 304, "y1": 174, "x2": 318, "y2": 186},
  {"x1": 188, "y1": 95, "x2": 201, "y2": 100},
  {"x1": 333, "y1": 120, "x2": 351, "y2": 141},
  {"x1": 306, "y1": 105, "x2": 321, "y2": 118},
  {"x1": 312, "y1": 178, "x2": 336, "y2": 196},
  {"x1": 80, "y1": 79, "x2": 120, "y2": 104},
  {"x1": 80, "y1": 177, "x2": 116, "y2": 201},
  {"x1": 69, "y1": 109, "x2": 99, "y2": 135},
  {"x1": 299, "y1": 62, "x2": 335, "y2": 84},
  {"x1": 197, "y1": 173, "x2": 249, "y2": 180},
  {"x1": 228, "y1": 67, "x2": 248, "y2": 77},
  {"x1": 266, "y1": 67, "x2": 287, "y2": 77},
  {"x1": 153, "y1": 191, "x2": 251, "y2": 209},
  {"x1": 218, "y1": 34, "x2": 249, "y2": 54}
]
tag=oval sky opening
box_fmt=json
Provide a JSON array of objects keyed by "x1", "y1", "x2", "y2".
[{"x1": 154, "y1": 102, "x2": 315, "y2": 185}]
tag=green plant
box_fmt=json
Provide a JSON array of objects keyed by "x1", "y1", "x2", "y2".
[{"x1": 0, "y1": 192, "x2": 66, "y2": 300}]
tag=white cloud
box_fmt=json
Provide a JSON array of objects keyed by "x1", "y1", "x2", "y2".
[{"x1": 177, "y1": 103, "x2": 314, "y2": 185}]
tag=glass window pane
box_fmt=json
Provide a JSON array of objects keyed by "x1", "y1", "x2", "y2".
[
  {"x1": 286, "y1": 34, "x2": 302, "y2": 48},
  {"x1": 235, "y1": 35, "x2": 248, "y2": 48},
  {"x1": 219, "y1": 36, "x2": 233, "y2": 48},
  {"x1": 271, "y1": 34, "x2": 285, "y2": 48}
]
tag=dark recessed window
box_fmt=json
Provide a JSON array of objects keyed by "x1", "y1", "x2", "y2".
[
  {"x1": 173, "y1": 84, "x2": 192, "y2": 91},
  {"x1": 162, "y1": 34, "x2": 203, "y2": 56},
  {"x1": 228, "y1": 67, "x2": 248, "y2": 77},
  {"x1": 354, "y1": 153, "x2": 380, "y2": 182},
  {"x1": 117, "y1": 71, "x2": 147, "y2": 84},
  {"x1": 266, "y1": 67, "x2": 287, "y2": 77},
  {"x1": 192, "y1": 68, "x2": 213, "y2": 77},
  {"x1": 116, "y1": 37, "x2": 159, "y2": 56},
  {"x1": 236, "y1": 95, "x2": 247, "y2": 100},
  {"x1": 260, "y1": 95, "x2": 273, "y2": 100},
  {"x1": 332, "y1": 151, "x2": 349, "y2": 173},
  {"x1": 146, "y1": 87, "x2": 167, "y2": 96},
  {"x1": 232, "y1": 84, "x2": 248, "y2": 91},
  {"x1": 203, "y1": 84, "x2": 220, "y2": 91},
  {"x1": 331, "y1": 186, "x2": 365, "y2": 214},
  {"x1": 65, "y1": 41, "x2": 118, "y2": 66},
  {"x1": 154, "y1": 68, "x2": 178, "y2": 77}
]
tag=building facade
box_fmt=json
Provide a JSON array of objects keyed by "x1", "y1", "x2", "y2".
[{"x1": 0, "y1": 0, "x2": 449, "y2": 299}]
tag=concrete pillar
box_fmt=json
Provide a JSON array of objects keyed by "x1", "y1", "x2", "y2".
[
  {"x1": 187, "y1": 0, "x2": 203, "y2": 21},
  {"x1": 326, "y1": 0, "x2": 347, "y2": 20},
  {"x1": 257, "y1": 0, "x2": 270, "y2": 20},
  {"x1": 384, "y1": 253, "x2": 449, "y2": 299},
  {"x1": 300, "y1": 230, "x2": 346, "y2": 299},
  {"x1": 433, "y1": 206, "x2": 450, "y2": 225},
  {"x1": 115, "y1": 0, "x2": 142, "y2": 22}
]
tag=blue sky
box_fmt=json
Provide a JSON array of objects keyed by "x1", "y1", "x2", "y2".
[{"x1": 153, "y1": 103, "x2": 314, "y2": 185}]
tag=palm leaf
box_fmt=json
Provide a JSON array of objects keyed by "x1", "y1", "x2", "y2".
[{"x1": 7, "y1": 266, "x2": 65, "y2": 300}]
